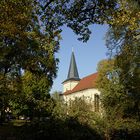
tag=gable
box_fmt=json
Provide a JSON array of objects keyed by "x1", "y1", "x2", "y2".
[{"x1": 63, "y1": 72, "x2": 98, "y2": 95}]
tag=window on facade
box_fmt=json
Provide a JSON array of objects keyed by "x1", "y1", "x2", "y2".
[{"x1": 94, "y1": 94, "x2": 99, "y2": 112}]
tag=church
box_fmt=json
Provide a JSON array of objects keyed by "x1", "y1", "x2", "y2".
[{"x1": 61, "y1": 51, "x2": 101, "y2": 112}]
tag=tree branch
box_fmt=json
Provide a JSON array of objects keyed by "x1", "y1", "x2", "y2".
[{"x1": 43, "y1": 0, "x2": 55, "y2": 10}]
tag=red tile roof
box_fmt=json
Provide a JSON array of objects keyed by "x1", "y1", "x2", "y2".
[{"x1": 63, "y1": 72, "x2": 98, "y2": 95}]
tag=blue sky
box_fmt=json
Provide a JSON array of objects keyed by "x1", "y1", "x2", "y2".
[{"x1": 51, "y1": 24, "x2": 109, "y2": 93}]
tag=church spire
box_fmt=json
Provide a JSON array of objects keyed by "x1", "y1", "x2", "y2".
[
  {"x1": 63, "y1": 51, "x2": 80, "y2": 83},
  {"x1": 67, "y1": 51, "x2": 80, "y2": 80}
]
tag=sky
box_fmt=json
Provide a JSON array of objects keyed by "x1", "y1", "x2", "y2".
[{"x1": 51, "y1": 24, "x2": 109, "y2": 93}]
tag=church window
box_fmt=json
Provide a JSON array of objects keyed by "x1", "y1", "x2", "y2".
[{"x1": 94, "y1": 94, "x2": 99, "y2": 112}]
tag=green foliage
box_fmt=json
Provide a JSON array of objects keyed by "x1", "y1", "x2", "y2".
[
  {"x1": 0, "y1": 0, "x2": 60, "y2": 85},
  {"x1": 97, "y1": 59, "x2": 140, "y2": 139},
  {"x1": 52, "y1": 97, "x2": 105, "y2": 137},
  {"x1": 51, "y1": 91, "x2": 62, "y2": 100},
  {"x1": 40, "y1": 0, "x2": 117, "y2": 42},
  {"x1": 67, "y1": 98, "x2": 93, "y2": 124},
  {"x1": 97, "y1": 60, "x2": 124, "y2": 117},
  {"x1": 104, "y1": 0, "x2": 140, "y2": 121},
  {"x1": 9, "y1": 71, "x2": 55, "y2": 119},
  {"x1": 97, "y1": 2, "x2": 140, "y2": 138},
  {"x1": 0, "y1": 0, "x2": 139, "y2": 138},
  {"x1": 0, "y1": 0, "x2": 60, "y2": 121}
]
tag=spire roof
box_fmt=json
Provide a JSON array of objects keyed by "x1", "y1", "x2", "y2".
[{"x1": 63, "y1": 51, "x2": 80, "y2": 83}]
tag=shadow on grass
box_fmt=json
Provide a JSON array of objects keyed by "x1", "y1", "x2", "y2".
[{"x1": 0, "y1": 117, "x2": 103, "y2": 140}]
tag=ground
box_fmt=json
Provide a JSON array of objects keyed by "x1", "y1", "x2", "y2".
[{"x1": 0, "y1": 120, "x2": 30, "y2": 140}]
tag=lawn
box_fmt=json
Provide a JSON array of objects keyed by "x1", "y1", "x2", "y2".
[{"x1": 0, "y1": 120, "x2": 31, "y2": 140}]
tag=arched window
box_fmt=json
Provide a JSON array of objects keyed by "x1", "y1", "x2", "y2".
[{"x1": 94, "y1": 94, "x2": 99, "y2": 112}]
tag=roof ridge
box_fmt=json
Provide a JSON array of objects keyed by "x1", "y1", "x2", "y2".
[{"x1": 81, "y1": 72, "x2": 98, "y2": 79}]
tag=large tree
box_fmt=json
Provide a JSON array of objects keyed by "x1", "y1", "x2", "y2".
[
  {"x1": 105, "y1": 0, "x2": 140, "y2": 120},
  {"x1": 9, "y1": 71, "x2": 54, "y2": 119},
  {"x1": 0, "y1": 0, "x2": 139, "y2": 125},
  {"x1": 97, "y1": 58, "x2": 140, "y2": 139},
  {"x1": 1, "y1": 0, "x2": 139, "y2": 77},
  {"x1": 0, "y1": 0, "x2": 59, "y2": 121},
  {"x1": 96, "y1": 1, "x2": 140, "y2": 139},
  {"x1": 0, "y1": 0, "x2": 117, "y2": 120}
]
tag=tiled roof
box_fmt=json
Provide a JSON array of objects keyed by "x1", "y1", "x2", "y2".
[{"x1": 63, "y1": 72, "x2": 98, "y2": 95}]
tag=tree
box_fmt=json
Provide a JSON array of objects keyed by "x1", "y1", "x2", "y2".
[
  {"x1": 0, "y1": 0, "x2": 59, "y2": 121},
  {"x1": 0, "y1": 0, "x2": 60, "y2": 85},
  {"x1": 97, "y1": 59, "x2": 125, "y2": 119},
  {"x1": 0, "y1": 0, "x2": 112, "y2": 122},
  {"x1": 1, "y1": 0, "x2": 138, "y2": 84},
  {"x1": 105, "y1": 0, "x2": 140, "y2": 121},
  {"x1": 1, "y1": 0, "x2": 139, "y2": 79},
  {"x1": 97, "y1": 59, "x2": 140, "y2": 139},
  {"x1": 52, "y1": 97, "x2": 104, "y2": 139},
  {"x1": 9, "y1": 71, "x2": 55, "y2": 119},
  {"x1": 97, "y1": 1, "x2": 140, "y2": 137},
  {"x1": 40, "y1": 0, "x2": 117, "y2": 42},
  {"x1": 0, "y1": 0, "x2": 139, "y2": 128}
]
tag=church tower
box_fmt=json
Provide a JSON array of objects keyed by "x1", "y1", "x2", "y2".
[{"x1": 62, "y1": 51, "x2": 80, "y2": 92}]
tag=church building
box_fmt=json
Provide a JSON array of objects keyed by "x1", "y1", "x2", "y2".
[{"x1": 61, "y1": 51, "x2": 101, "y2": 112}]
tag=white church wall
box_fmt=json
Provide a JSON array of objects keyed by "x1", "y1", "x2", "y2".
[
  {"x1": 63, "y1": 88, "x2": 101, "y2": 112},
  {"x1": 63, "y1": 80, "x2": 79, "y2": 92},
  {"x1": 63, "y1": 88, "x2": 100, "y2": 102}
]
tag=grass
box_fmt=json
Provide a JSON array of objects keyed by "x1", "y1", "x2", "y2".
[
  {"x1": 11, "y1": 119, "x2": 30, "y2": 126},
  {"x1": 0, "y1": 120, "x2": 30, "y2": 140}
]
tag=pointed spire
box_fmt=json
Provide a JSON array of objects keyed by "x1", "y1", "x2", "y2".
[
  {"x1": 67, "y1": 51, "x2": 79, "y2": 79},
  {"x1": 63, "y1": 51, "x2": 80, "y2": 83}
]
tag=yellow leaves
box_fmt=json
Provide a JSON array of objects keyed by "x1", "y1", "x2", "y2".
[
  {"x1": 108, "y1": 0, "x2": 140, "y2": 32},
  {"x1": 96, "y1": 59, "x2": 115, "y2": 90},
  {"x1": 0, "y1": 0, "x2": 33, "y2": 39},
  {"x1": 22, "y1": 71, "x2": 33, "y2": 81},
  {"x1": 1, "y1": 22, "x2": 17, "y2": 37}
]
